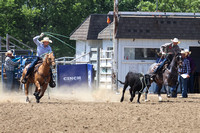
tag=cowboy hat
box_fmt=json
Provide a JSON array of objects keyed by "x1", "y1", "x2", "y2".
[
  {"x1": 41, "y1": 37, "x2": 52, "y2": 43},
  {"x1": 5, "y1": 50, "x2": 13, "y2": 56},
  {"x1": 184, "y1": 49, "x2": 191, "y2": 54},
  {"x1": 181, "y1": 50, "x2": 186, "y2": 54},
  {"x1": 171, "y1": 38, "x2": 180, "y2": 44}
]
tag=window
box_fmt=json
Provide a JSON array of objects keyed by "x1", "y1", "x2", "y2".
[{"x1": 124, "y1": 48, "x2": 159, "y2": 60}]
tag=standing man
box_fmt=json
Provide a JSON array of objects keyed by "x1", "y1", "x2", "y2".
[
  {"x1": 178, "y1": 50, "x2": 191, "y2": 98},
  {"x1": 21, "y1": 33, "x2": 56, "y2": 88},
  {"x1": 153, "y1": 38, "x2": 181, "y2": 74},
  {"x1": 185, "y1": 49, "x2": 196, "y2": 93},
  {"x1": 4, "y1": 50, "x2": 20, "y2": 92}
]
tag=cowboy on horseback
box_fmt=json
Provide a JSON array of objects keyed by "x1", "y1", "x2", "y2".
[
  {"x1": 21, "y1": 33, "x2": 56, "y2": 88},
  {"x1": 153, "y1": 38, "x2": 181, "y2": 75}
]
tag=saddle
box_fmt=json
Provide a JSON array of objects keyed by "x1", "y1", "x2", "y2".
[
  {"x1": 24, "y1": 62, "x2": 43, "y2": 78},
  {"x1": 33, "y1": 63, "x2": 42, "y2": 73}
]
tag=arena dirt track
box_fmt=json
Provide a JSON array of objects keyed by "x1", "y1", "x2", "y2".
[{"x1": 0, "y1": 88, "x2": 200, "y2": 133}]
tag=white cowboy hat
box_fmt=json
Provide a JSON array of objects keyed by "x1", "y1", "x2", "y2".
[
  {"x1": 41, "y1": 37, "x2": 52, "y2": 43},
  {"x1": 181, "y1": 50, "x2": 185, "y2": 54},
  {"x1": 5, "y1": 50, "x2": 13, "y2": 56},
  {"x1": 184, "y1": 49, "x2": 191, "y2": 54},
  {"x1": 171, "y1": 38, "x2": 180, "y2": 44}
]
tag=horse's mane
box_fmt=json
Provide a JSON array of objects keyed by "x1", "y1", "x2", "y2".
[{"x1": 40, "y1": 52, "x2": 53, "y2": 60}]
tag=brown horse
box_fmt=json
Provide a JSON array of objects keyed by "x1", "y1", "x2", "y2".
[
  {"x1": 20, "y1": 52, "x2": 55, "y2": 103},
  {"x1": 147, "y1": 53, "x2": 182, "y2": 101}
]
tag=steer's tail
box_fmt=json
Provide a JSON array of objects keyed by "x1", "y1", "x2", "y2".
[{"x1": 117, "y1": 79, "x2": 125, "y2": 84}]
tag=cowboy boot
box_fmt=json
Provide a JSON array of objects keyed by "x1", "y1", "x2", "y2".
[
  {"x1": 49, "y1": 69, "x2": 56, "y2": 88},
  {"x1": 49, "y1": 73, "x2": 56, "y2": 88},
  {"x1": 49, "y1": 78, "x2": 56, "y2": 88},
  {"x1": 21, "y1": 65, "x2": 35, "y2": 84}
]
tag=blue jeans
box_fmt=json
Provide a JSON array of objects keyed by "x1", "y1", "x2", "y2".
[
  {"x1": 154, "y1": 58, "x2": 167, "y2": 73},
  {"x1": 25, "y1": 57, "x2": 41, "y2": 76},
  {"x1": 5, "y1": 70, "x2": 14, "y2": 92},
  {"x1": 170, "y1": 85, "x2": 177, "y2": 97},
  {"x1": 154, "y1": 85, "x2": 166, "y2": 94},
  {"x1": 178, "y1": 75, "x2": 189, "y2": 98}
]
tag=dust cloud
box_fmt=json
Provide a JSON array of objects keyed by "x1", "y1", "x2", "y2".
[
  {"x1": 50, "y1": 86, "x2": 121, "y2": 102},
  {"x1": 0, "y1": 84, "x2": 122, "y2": 103}
]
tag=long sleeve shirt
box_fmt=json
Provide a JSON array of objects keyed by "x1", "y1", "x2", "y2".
[
  {"x1": 33, "y1": 35, "x2": 52, "y2": 57},
  {"x1": 178, "y1": 58, "x2": 191, "y2": 75},
  {"x1": 160, "y1": 43, "x2": 181, "y2": 55},
  {"x1": 4, "y1": 57, "x2": 19, "y2": 71}
]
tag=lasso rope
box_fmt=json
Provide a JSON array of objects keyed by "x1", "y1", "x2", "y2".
[
  {"x1": 43, "y1": 32, "x2": 87, "y2": 54},
  {"x1": 43, "y1": 32, "x2": 76, "y2": 50},
  {"x1": 139, "y1": 73, "x2": 147, "y2": 93}
]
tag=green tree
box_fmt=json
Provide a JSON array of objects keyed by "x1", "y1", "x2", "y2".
[
  {"x1": 137, "y1": 0, "x2": 200, "y2": 12},
  {"x1": 1, "y1": 0, "x2": 200, "y2": 57}
]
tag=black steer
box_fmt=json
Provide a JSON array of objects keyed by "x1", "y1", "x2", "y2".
[{"x1": 118, "y1": 72, "x2": 151, "y2": 103}]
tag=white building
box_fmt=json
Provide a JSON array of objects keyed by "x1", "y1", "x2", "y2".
[{"x1": 70, "y1": 12, "x2": 200, "y2": 92}]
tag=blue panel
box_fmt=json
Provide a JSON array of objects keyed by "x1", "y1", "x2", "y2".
[{"x1": 57, "y1": 64, "x2": 89, "y2": 87}]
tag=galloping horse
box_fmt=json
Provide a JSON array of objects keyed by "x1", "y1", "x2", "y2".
[
  {"x1": 147, "y1": 53, "x2": 182, "y2": 101},
  {"x1": 21, "y1": 52, "x2": 55, "y2": 103}
]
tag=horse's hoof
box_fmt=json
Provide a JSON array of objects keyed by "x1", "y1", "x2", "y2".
[
  {"x1": 26, "y1": 98, "x2": 30, "y2": 103},
  {"x1": 120, "y1": 98, "x2": 124, "y2": 102},
  {"x1": 130, "y1": 98, "x2": 133, "y2": 102},
  {"x1": 159, "y1": 96, "x2": 162, "y2": 101},
  {"x1": 36, "y1": 99, "x2": 40, "y2": 103},
  {"x1": 145, "y1": 99, "x2": 148, "y2": 102},
  {"x1": 167, "y1": 94, "x2": 171, "y2": 98}
]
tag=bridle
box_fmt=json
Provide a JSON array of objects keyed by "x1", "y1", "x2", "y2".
[{"x1": 45, "y1": 54, "x2": 55, "y2": 67}]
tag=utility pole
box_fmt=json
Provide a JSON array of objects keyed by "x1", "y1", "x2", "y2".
[
  {"x1": 112, "y1": 0, "x2": 119, "y2": 93},
  {"x1": 6, "y1": 34, "x2": 9, "y2": 51},
  {"x1": 156, "y1": 0, "x2": 158, "y2": 12}
]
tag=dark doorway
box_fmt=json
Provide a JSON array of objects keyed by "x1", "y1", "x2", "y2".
[{"x1": 190, "y1": 47, "x2": 200, "y2": 93}]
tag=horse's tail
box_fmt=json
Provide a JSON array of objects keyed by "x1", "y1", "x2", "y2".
[{"x1": 117, "y1": 79, "x2": 125, "y2": 84}]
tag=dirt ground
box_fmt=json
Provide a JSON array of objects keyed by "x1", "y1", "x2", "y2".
[{"x1": 0, "y1": 88, "x2": 200, "y2": 133}]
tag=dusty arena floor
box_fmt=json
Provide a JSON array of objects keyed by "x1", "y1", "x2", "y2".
[{"x1": 0, "y1": 88, "x2": 200, "y2": 133}]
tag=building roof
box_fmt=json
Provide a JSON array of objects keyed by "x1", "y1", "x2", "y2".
[
  {"x1": 70, "y1": 12, "x2": 200, "y2": 40},
  {"x1": 70, "y1": 16, "x2": 91, "y2": 40},
  {"x1": 98, "y1": 22, "x2": 113, "y2": 39},
  {"x1": 116, "y1": 16, "x2": 200, "y2": 39},
  {"x1": 70, "y1": 14, "x2": 113, "y2": 40}
]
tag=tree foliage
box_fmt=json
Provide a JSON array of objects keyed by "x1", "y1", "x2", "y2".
[
  {"x1": 138, "y1": 0, "x2": 200, "y2": 12},
  {"x1": 0, "y1": 0, "x2": 200, "y2": 57}
]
